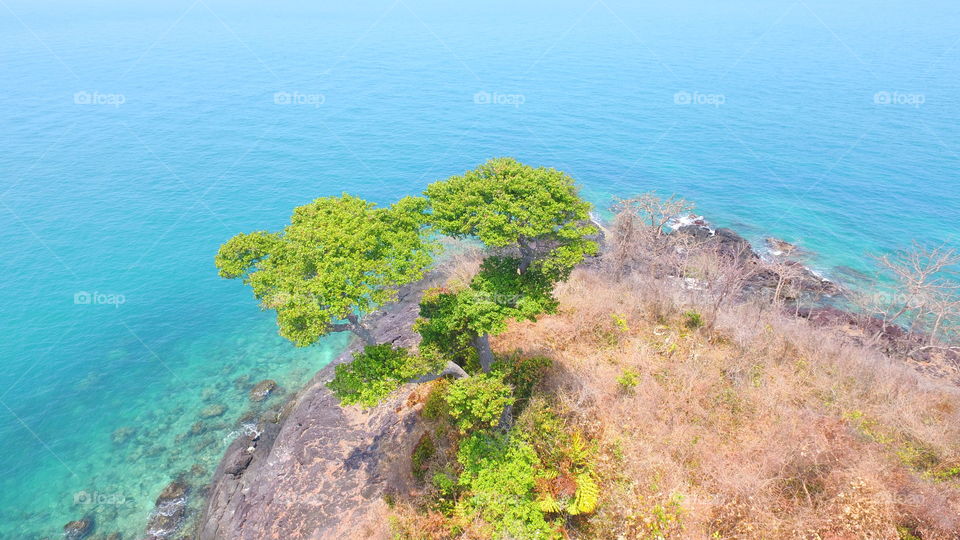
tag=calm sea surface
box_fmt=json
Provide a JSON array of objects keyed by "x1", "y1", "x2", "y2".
[{"x1": 1, "y1": 0, "x2": 958, "y2": 536}]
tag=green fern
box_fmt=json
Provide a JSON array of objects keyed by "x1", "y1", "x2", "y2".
[
  {"x1": 568, "y1": 432, "x2": 590, "y2": 467},
  {"x1": 537, "y1": 493, "x2": 562, "y2": 514},
  {"x1": 567, "y1": 473, "x2": 599, "y2": 515}
]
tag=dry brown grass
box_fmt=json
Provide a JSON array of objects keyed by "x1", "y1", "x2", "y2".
[{"x1": 494, "y1": 267, "x2": 960, "y2": 539}]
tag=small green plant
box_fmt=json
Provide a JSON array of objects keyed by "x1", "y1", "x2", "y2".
[
  {"x1": 897, "y1": 524, "x2": 922, "y2": 540},
  {"x1": 930, "y1": 462, "x2": 960, "y2": 481},
  {"x1": 411, "y1": 433, "x2": 436, "y2": 481},
  {"x1": 445, "y1": 373, "x2": 515, "y2": 433},
  {"x1": 617, "y1": 368, "x2": 640, "y2": 391},
  {"x1": 645, "y1": 493, "x2": 685, "y2": 538},
  {"x1": 612, "y1": 313, "x2": 630, "y2": 332},
  {"x1": 683, "y1": 310, "x2": 704, "y2": 329},
  {"x1": 327, "y1": 345, "x2": 429, "y2": 407}
]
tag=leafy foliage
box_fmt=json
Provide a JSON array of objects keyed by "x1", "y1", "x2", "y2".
[
  {"x1": 411, "y1": 434, "x2": 435, "y2": 481},
  {"x1": 617, "y1": 368, "x2": 640, "y2": 391},
  {"x1": 425, "y1": 157, "x2": 598, "y2": 278},
  {"x1": 683, "y1": 310, "x2": 704, "y2": 329},
  {"x1": 456, "y1": 432, "x2": 560, "y2": 539},
  {"x1": 327, "y1": 345, "x2": 433, "y2": 407},
  {"x1": 567, "y1": 473, "x2": 600, "y2": 515},
  {"x1": 493, "y1": 355, "x2": 552, "y2": 411},
  {"x1": 415, "y1": 259, "x2": 561, "y2": 372},
  {"x1": 445, "y1": 374, "x2": 515, "y2": 433},
  {"x1": 215, "y1": 194, "x2": 437, "y2": 346}
]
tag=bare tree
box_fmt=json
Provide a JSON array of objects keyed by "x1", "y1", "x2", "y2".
[
  {"x1": 852, "y1": 243, "x2": 960, "y2": 351},
  {"x1": 605, "y1": 192, "x2": 696, "y2": 275}
]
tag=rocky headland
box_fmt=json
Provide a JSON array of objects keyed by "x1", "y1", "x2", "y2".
[{"x1": 193, "y1": 271, "x2": 447, "y2": 539}]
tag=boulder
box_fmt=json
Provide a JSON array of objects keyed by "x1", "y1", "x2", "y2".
[
  {"x1": 144, "y1": 482, "x2": 188, "y2": 539},
  {"x1": 765, "y1": 237, "x2": 797, "y2": 255}
]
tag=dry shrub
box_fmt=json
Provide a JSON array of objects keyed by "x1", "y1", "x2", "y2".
[{"x1": 493, "y1": 265, "x2": 960, "y2": 539}]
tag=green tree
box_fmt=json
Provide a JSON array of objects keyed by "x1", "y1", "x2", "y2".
[
  {"x1": 416, "y1": 257, "x2": 559, "y2": 372},
  {"x1": 425, "y1": 157, "x2": 598, "y2": 278},
  {"x1": 215, "y1": 194, "x2": 437, "y2": 347},
  {"x1": 423, "y1": 158, "x2": 597, "y2": 367}
]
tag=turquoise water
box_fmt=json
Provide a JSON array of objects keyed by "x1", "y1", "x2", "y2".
[{"x1": 1, "y1": 0, "x2": 958, "y2": 537}]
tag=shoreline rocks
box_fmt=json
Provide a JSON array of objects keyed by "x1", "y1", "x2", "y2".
[
  {"x1": 196, "y1": 271, "x2": 445, "y2": 539},
  {"x1": 144, "y1": 481, "x2": 189, "y2": 540}
]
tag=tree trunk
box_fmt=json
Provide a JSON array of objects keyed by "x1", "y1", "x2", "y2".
[
  {"x1": 472, "y1": 334, "x2": 495, "y2": 372},
  {"x1": 518, "y1": 237, "x2": 535, "y2": 275},
  {"x1": 346, "y1": 314, "x2": 377, "y2": 346}
]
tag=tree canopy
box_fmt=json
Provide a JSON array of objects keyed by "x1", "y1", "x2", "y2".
[
  {"x1": 215, "y1": 194, "x2": 437, "y2": 347},
  {"x1": 425, "y1": 157, "x2": 598, "y2": 277}
]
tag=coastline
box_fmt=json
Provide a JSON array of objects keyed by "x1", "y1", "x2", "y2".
[
  {"x1": 188, "y1": 267, "x2": 449, "y2": 539},
  {"x1": 185, "y1": 219, "x2": 827, "y2": 539},
  {"x1": 184, "y1": 217, "x2": 955, "y2": 540}
]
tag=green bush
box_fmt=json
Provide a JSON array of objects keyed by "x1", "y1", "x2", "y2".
[
  {"x1": 327, "y1": 345, "x2": 428, "y2": 407},
  {"x1": 456, "y1": 432, "x2": 560, "y2": 539},
  {"x1": 617, "y1": 368, "x2": 640, "y2": 391},
  {"x1": 683, "y1": 310, "x2": 704, "y2": 329},
  {"x1": 445, "y1": 374, "x2": 515, "y2": 433},
  {"x1": 411, "y1": 434, "x2": 436, "y2": 481},
  {"x1": 493, "y1": 355, "x2": 552, "y2": 408}
]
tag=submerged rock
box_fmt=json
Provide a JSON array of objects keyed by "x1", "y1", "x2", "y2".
[
  {"x1": 63, "y1": 517, "x2": 93, "y2": 540},
  {"x1": 199, "y1": 404, "x2": 226, "y2": 418},
  {"x1": 110, "y1": 426, "x2": 134, "y2": 445},
  {"x1": 249, "y1": 379, "x2": 277, "y2": 402}
]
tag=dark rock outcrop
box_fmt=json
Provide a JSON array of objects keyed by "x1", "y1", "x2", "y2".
[
  {"x1": 765, "y1": 236, "x2": 797, "y2": 255},
  {"x1": 144, "y1": 481, "x2": 189, "y2": 540},
  {"x1": 196, "y1": 274, "x2": 443, "y2": 540}
]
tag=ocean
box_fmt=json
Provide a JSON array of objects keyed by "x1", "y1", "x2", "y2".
[{"x1": 1, "y1": 0, "x2": 958, "y2": 537}]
